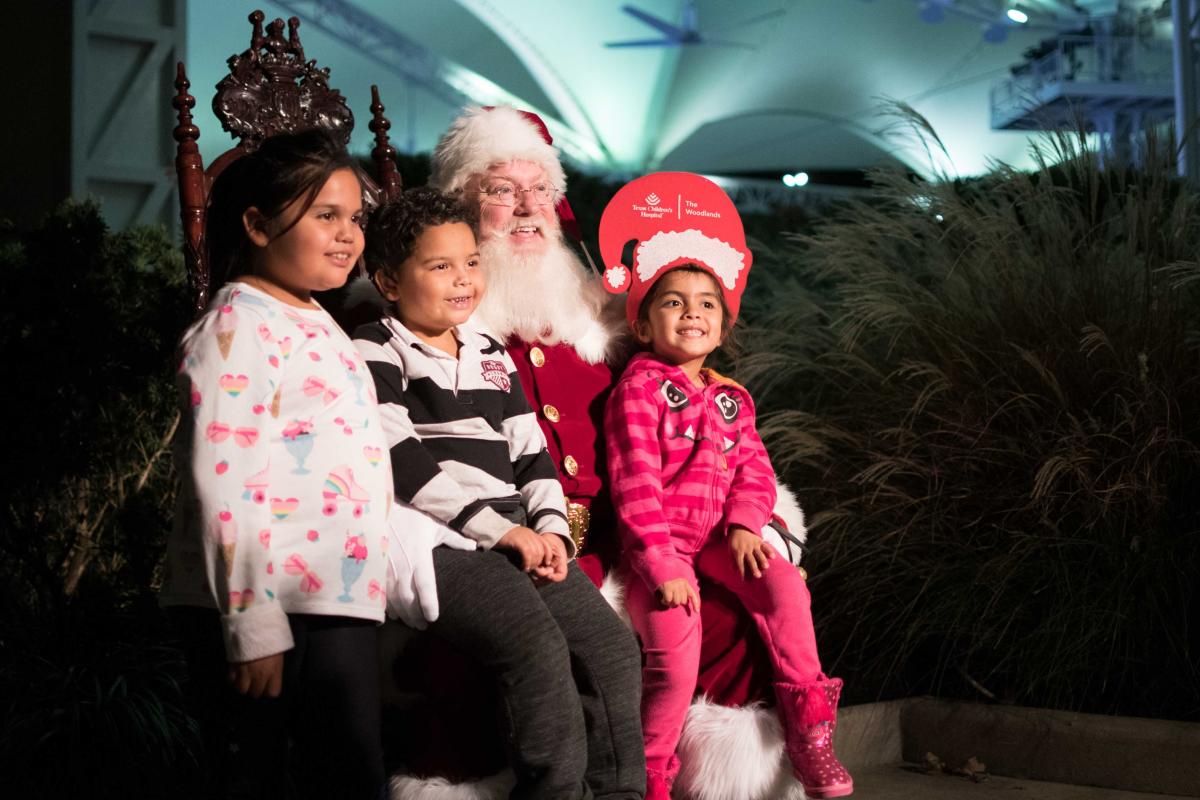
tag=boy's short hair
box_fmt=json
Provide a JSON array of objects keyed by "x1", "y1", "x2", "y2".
[{"x1": 365, "y1": 187, "x2": 477, "y2": 281}]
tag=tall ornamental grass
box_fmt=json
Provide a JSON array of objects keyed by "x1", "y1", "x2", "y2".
[{"x1": 737, "y1": 121, "x2": 1200, "y2": 719}]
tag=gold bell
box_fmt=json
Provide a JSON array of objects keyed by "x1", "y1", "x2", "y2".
[
  {"x1": 530, "y1": 347, "x2": 546, "y2": 367},
  {"x1": 566, "y1": 501, "x2": 590, "y2": 553},
  {"x1": 563, "y1": 455, "x2": 579, "y2": 476},
  {"x1": 543, "y1": 404, "x2": 561, "y2": 423}
]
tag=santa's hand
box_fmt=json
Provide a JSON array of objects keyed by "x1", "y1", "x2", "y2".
[{"x1": 386, "y1": 503, "x2": 476, "y2": 629}]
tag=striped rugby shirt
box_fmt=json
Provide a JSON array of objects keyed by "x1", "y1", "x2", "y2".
[{"x1": 354, "y1": 316, "x2": 573, "y2": 554}]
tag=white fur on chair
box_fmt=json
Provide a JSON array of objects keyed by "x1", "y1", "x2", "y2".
[
  {"x1": 674, "y1": 697, "x2": 806, "y2": 800},
  {"x1": 389, "y1": 770, "x2": 514, "y2": 800}
]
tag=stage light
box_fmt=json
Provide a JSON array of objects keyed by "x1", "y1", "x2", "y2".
[
  {"x1": 1006, "y1": 8, "x2": 1028, "y2": 24},
  {"x1": 782, "y1": 173, "x2": 796, "y2": 187},
  {"x1": 793, "y1": 171, "x2": 810, "y2": 186}
]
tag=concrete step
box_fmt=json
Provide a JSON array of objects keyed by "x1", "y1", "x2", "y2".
[
  {"x1": 854, "y1": 763, "x2": 1193, "y2": 800},
  {"x1": 835, "y1": 698, "x2": 1200, "y2": 798}
]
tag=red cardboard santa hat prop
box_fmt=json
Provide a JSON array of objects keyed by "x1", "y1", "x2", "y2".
[
  {"x1": 599, "y1": 172, "x2": 752, "y2": 329},
  {"x1": 429, "y1": 105, "x2": 581, "y2": 241}
]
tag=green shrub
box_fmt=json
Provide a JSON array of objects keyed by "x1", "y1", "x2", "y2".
[
  {"x1": 737, "y1": 121, "x2": 1200, "y2": 718},
  {"x1": 0, "y1": 201, "x2": 197, "y2": 794}
]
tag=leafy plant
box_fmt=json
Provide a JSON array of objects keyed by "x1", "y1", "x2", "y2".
[
  {"x1": 736, "y1": 116, "x2": 1200, "y2": 718},
  {"x1": 0, "y1": 201, "x2": 196, "y2": 794}
]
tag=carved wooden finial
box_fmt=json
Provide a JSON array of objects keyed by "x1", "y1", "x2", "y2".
[
  {"x1": 213, "y1": 10, "x2": 353, "y2": 148},
  {"x1": 173, "y1": 61, "x2": 209, "y2": 313},
  {"x1": 288, "y1": 17, "x2": 305, "y2": 63},
  {"x1": 172, "y1": 62, "x2": 198, "y2": 143},
  {"x1": 249, "y1": 10, "x2": 265, "y2": 61},
  {"x1": 370, "y1": 85, "x2": 403, "y2": 200}
]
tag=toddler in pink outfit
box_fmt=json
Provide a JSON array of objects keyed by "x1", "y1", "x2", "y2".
[{"x1": 599, "y1": 173, "x2": 853, "y2": 799}]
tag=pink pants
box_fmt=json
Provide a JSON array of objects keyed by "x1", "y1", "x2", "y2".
[{"x1": 627, "y1": 537, "x2": 822, "y2": 774}]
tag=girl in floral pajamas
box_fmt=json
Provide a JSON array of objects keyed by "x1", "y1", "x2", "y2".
[{"x1": 162, "y1": 130, "x2": 392, "y2": 799}]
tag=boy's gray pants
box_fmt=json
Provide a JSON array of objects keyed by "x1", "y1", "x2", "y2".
[{"x1": 430, "y1": 547, "x2": 646, "y2": 800}]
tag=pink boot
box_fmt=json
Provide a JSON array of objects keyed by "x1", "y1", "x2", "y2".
[{"x1": 774, "y1": 678, "x2": 854, "y2": 798}]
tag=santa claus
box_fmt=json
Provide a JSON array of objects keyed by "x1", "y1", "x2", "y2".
[{"x1": 386, "y1": 106, "x2": 812, "y2": 800}]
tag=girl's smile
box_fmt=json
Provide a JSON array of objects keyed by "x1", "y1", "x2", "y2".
[
  {"x1": 242, "y1": 167, "x2": 365, "y2": 308},
  {"x1": 636, "y1": 269, "x2": 725, "y2": 385}
]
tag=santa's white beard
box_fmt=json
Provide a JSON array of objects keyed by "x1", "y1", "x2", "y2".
[{"x1": 474, "y1": 227, "x2": 608, "y2": 351}]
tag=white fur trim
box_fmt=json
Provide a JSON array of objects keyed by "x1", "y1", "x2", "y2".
[
  {"x1": 636, "y1": 230, "x2": 745, "y2": 290},
  {"x1": 430, "y1": 106, "x2": 567, "y2": 195},
  {"x1": 598, "y1": 570, "x2": 631, "y2": 629},
  {"x1": 572, "y1": 316, "x2": 614, "y2": 366},
  {"x1": 772, "y1": 483, "x2": 807, "y2": 544},
  {"x1": 675, "y1": 697, "x2": 803, "y2": 800},
  {"x1": 562, "y1": 276, "x2": 626, "y2": 365},
  {"x1": 389, "y1": 770, "x2": 514, "y2": 800},
  {"x1": 387, "y1": 703, "x2": 804, "y2": 800}
]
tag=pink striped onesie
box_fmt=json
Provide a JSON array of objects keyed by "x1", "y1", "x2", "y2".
[{"x1": 605, "y1": 351, "x2": 824, "y2": 780}]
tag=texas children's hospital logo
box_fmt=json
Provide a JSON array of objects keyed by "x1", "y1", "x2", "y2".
[{"x1": 630, "y1": 191, "x2": 723, "y2": 222}]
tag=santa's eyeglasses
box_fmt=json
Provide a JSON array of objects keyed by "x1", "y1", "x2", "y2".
[{"x1": 475, "y1": 181, "x2": 558, "y2": 207}]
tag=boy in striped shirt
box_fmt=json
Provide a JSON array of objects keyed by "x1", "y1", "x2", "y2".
[{"x1": 354, "y1": 187, "x2": 642, "y2": 800}]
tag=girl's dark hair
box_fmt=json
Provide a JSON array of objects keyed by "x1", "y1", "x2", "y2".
[
  {"x1": 364, "y1": 187, "x2": 478, "y2": 281},
  {"x1": 206, "y1": 129, "x2": 373, "y2": 289},
  {"x1": 635, "y1": 264, "x2": 735, "y2": 344}
]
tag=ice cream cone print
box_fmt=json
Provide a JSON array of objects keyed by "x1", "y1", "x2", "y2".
[
  {"x1": 215, "y1": 304, "x2": 238, "y2": 359},
  {"x1": 217, "y1": 510, "x2": 238, "y2": 577},
  {"x1": 270, "y1": 388, "x2": 281, "y2": 418}
]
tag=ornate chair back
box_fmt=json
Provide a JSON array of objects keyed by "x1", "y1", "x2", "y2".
[{"x1": 172, "y1": 10, "x2": 403, "y2": 313}]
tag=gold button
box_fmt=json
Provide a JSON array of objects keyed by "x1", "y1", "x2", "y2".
[
  {"x1": 543, "y1": 404, "x2": 561, "y2": 423},
  {"x1": 563, "y1": 455, "x2": 579, "y2": 476},
  {"x1": 529, "y1": 347, "x2": 546, "y2": 367}
]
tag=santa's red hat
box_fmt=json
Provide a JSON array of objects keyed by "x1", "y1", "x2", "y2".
[
  {"x1": 599, "y1": 172, "x2": 752, "y2": 330},
  {"x1": 429, "y1": 105, "x2": 581, "y2": 241}
]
